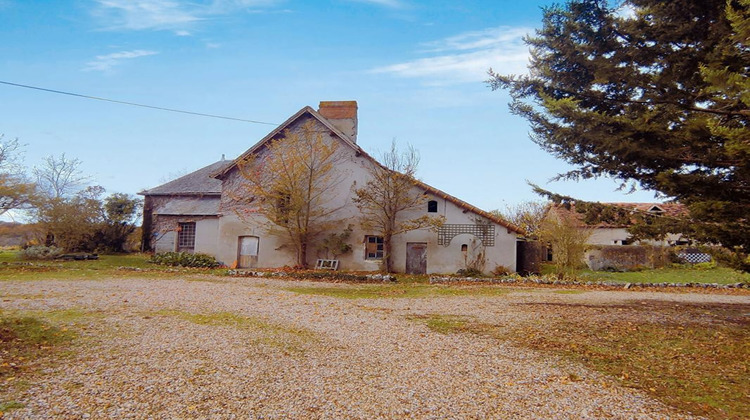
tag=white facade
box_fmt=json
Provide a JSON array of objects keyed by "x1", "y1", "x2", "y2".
[
  {"x1": 144, "y1": 102, "x2": 522, "y2": 274},
  {"x1": 588, "y1": 227, "x2": 685, "y2": 246}
]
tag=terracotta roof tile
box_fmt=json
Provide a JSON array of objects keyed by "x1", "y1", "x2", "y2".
[{"x1": 552, "y1": 202, "x2": 688, "y2": 228}]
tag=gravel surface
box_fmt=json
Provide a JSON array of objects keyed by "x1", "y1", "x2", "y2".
[{"x1": 3, "y1": 276, "x2": 745, "y2": 419}]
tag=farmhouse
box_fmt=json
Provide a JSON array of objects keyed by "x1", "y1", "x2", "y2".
[
  {"x1": 548, "y1": 202, "x2": 690, "y2": 247},
  {"x1": 141, "y1": 101, "x2": 523, "y2": 274}
]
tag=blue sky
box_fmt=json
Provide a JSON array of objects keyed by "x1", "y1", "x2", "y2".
[{"x1": 1, "y1": 0, "x2": 661, "y2": 218}]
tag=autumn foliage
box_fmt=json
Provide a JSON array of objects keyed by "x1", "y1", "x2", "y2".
[{"x1": 236, "y1": 120, "x2": 346, "y2": 268}]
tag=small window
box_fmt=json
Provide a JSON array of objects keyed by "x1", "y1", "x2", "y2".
[
  {"x1": 648, "y1": 205, "x2": 664, "y2": 214},
  {"x1": 427, "y1": 200, "x2": 438, "y2": 213},
  {"x1": 461, "y1": 244, "x2": 468, "y2": 252},
  {"x1": 177, "y1": 222, "x2": 196, "y2": 251},
  {"x1": 365, "y1": 236, "x2": 384, "y2": 260}
]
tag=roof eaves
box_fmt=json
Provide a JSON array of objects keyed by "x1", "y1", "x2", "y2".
[
  {"x1": 211, "y1": 106, "x2": 365, "y2": 180},
  {"x1": 203, "y1": 103, "x2": 522, "y2": 235},
  {"x1": 414, "y1": 179, "x2": 525, "y2": 235},
  {"x1": 138, "y1": 191, "x2": 222, "y2": 197}
]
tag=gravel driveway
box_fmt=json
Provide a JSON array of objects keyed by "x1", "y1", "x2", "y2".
[{"x1": 3, "y1": 276, "x2": 746, "y2": 419}]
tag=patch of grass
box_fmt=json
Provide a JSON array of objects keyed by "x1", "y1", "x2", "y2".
[
  {"x1": 152, "y1": 310, "x2": 255, "y2": 328},
  {"x1": 514, "y1": 319, "x2": 748, "y2": 418},
  {"x1": 393, "y1": 274, "x2": 431, "y2": 284},
  {"x1": 578, "y1": 266, "x2": 750, "y2": 285},
  {"x1": 552, "y1": 290, "x2": 585, "y2": 294},
  {"x1": 0, "y1": 400, "x2": 25, "y2": 412},
  {"x1": 0, "y1": 248, "x2": 20, "y2": 264},
  {"x1": 38, "y1": 308, "x2": 96, "y2": 323},
  {"x1": 285, "y1": 284, "x2": 512, "y2": 299},
  {"x1": 409, "y1": 314, "x2": 498, "y2": 337},
  {"x1": 0, "y1": 254, "x2": 227, "y2": 281},
  {"x1": 148, "y1": 310, "x2": 318, "y2": 354},
  {"x1": 0, "y1": 312, "x2": 76, "y2": 380},
  {"x1": 408, "y1": 314, "x2": 472, "y2": 334},
  {"x1": 420, "y1": 301, "x2": 750, "y2": 419}
]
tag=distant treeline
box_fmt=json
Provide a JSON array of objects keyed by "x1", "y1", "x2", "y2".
[{"x1": 0, "y1": 222, "x2": 41, "y2": 247}]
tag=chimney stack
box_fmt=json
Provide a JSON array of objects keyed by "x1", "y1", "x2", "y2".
[{"x1": 318, "y1": 101, "x2": 358, "y2": 143}]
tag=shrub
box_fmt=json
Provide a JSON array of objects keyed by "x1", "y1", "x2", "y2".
[
  {"x1": 149, "y1": 252, "x2": 219, "y2": 268},
  {"x1": 692, "y1": 261, "x2": 717, "y2": 270},
  {"x1": 642, "y1": 245, "x2": 674, "y2": 268},
  {"x1": 456, "y1": 268, "x2": 484, "y2": 277},
  {"x1": 491, "y1": 265, "x2": 512, "y2": 276},
  {"x1": 18, "y1": 245, "x2": 63, "y2": 260}
]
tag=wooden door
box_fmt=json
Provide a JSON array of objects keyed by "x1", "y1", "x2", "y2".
[
  {"x1": 238, "y1": 236, "x2": 259, "y2": 268},
  {"x1": 406, "y1": 242, "x2": 427, "y2": 274}
]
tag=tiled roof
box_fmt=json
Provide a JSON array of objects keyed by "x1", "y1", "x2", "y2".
[
  {"x1": 414, "y1": 180, "x2": 524, "y2": 234},
  {"x1": 211, "y1": 106, "x2": 360, "y2": 179},
  {"x1": 211, "y1": 105, "x2": 524, "y2": 235},
  {"x1": 154, "y1": 197, "x2": 220, "y2": 216},
  {"x1": 140, "y1": 160, "x2": 231, "y2": 196},
  {"x1": 551, "y1": 202, "x2": 688, "y2": 228}
]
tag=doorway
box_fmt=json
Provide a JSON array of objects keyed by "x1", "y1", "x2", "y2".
[
  {"x1": 238, "y1": 236, "x2": 259, "y2": 268},
  {"x1": 406, "y1": 242, "x2": 427, "y2": 274}
]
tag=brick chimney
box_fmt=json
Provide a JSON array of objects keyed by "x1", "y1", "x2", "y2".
[{"x1": 318, "y1": 101, "x2": 358, "y2": 143}]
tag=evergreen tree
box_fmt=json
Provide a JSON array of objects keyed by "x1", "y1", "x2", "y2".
[{"x1": 489, "y1": 0, "x2": 749, "y2": 269}]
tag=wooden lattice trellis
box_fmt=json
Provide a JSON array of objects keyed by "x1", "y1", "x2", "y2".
[
  {"x1": 677, "y1": 252, "x2": 712, "y2": 264},
  {"x1": 437, "y1": 224, "x2": 495, "y2": 247}
]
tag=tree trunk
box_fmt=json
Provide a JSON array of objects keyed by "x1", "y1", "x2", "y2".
[
  {"x1": 383, "y1": 234, "x2": 393, "y2": 273},
  {"x1": 299, "y1": 240, "x2": 308, "y2": 269}
]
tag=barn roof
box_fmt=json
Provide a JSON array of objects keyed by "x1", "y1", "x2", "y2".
[
  {"x1": 209, "y1": 104, "x2": 524, "y2": 235},
  {"x1": 550, "y1": 202, "x2": 688, "y2": 228},
  {"x1": 153, "y1": 197, "x2": 221, "y2": 216},
  {"x1": 140, "y1": 159, "x2": 230, "y2": 196}
]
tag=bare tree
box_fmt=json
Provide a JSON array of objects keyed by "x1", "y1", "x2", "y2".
[
  {"x1": 0, "y1": 135, "x2": 35, "y2": 216},
  {"x1": 539, "y1": 209, "x2": 592, "y2": 279},
  {"x1": 235, "y1": 121, "x2": 346, "y2": 268},
  {"x1": 496, "y1": 200, "x2": 549, "y2": 239},
  {"x1": 353, "y1": 141, "x2": 443, "y2": 273},
  {"x1": 33, "y1": 153, "x2": 89, "y2": 199}
]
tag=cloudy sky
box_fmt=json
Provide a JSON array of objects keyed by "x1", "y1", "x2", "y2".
[{"x1": 1, "y1": 0, "x2": 660, "y2": 219}]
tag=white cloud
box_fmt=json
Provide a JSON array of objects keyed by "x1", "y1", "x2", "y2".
[
  {"x1": 615, "y1": 3, "x2": 637, "y2": 19},
  {"x1": 372, "y1": 26, "x2": 532, "y2": 85},
  {"x1": 93, "y1": 0, "x2": 201, "y2": 31},
  {"x1": 345, "y1": 0, "x2": 406, "y2": 8},
  {"x1": 208, "y1": 0, "x2": 281, "y2": 13},
  {"x1": 92, "y1": 0, "x2": 282, "y2": 32},
  {"x1": 83, "y1": 49, "x2": 158, "y2": 72}
]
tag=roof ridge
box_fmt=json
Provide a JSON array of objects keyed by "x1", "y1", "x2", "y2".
[
  {"x1": 208, "y1": 103, "x2": 523, "y2": 235},
  {"x1": 140, "y1": 159, "x2": 230, "y2": 196},
  {"x1": 212, "y1": 106, "x2": 364, "y2": 180}
]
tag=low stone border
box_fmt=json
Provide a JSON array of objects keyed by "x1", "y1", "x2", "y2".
[
  {"x1": 429, "y1": 275, "x2": 748, "y2": 290},
  {"x1": 227, "y1": 270, "x2": 397, "y2": 283}
]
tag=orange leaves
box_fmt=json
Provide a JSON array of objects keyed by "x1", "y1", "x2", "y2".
[{"x1": 501, "y1": 300, "x2": 750, "y2": 419}]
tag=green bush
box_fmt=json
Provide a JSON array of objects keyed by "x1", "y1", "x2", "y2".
[
  {"x1": 18, "y1": 246, "x2": 63, "y2": 260},
  {"x1": 692, "y1": 261, "x2": 717, "y2": 270},
  {"x1": 149, "y1": 252, "x2": 219, "y2": 268}
]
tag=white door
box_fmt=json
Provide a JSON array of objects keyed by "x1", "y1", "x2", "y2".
[{"x1": 238, "y1": 236, "x2": 259, "y2": 268}]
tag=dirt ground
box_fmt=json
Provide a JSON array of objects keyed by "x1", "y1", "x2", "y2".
[{"x1": 1, "y1": 276, "x2": 748, "y2": 419}]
